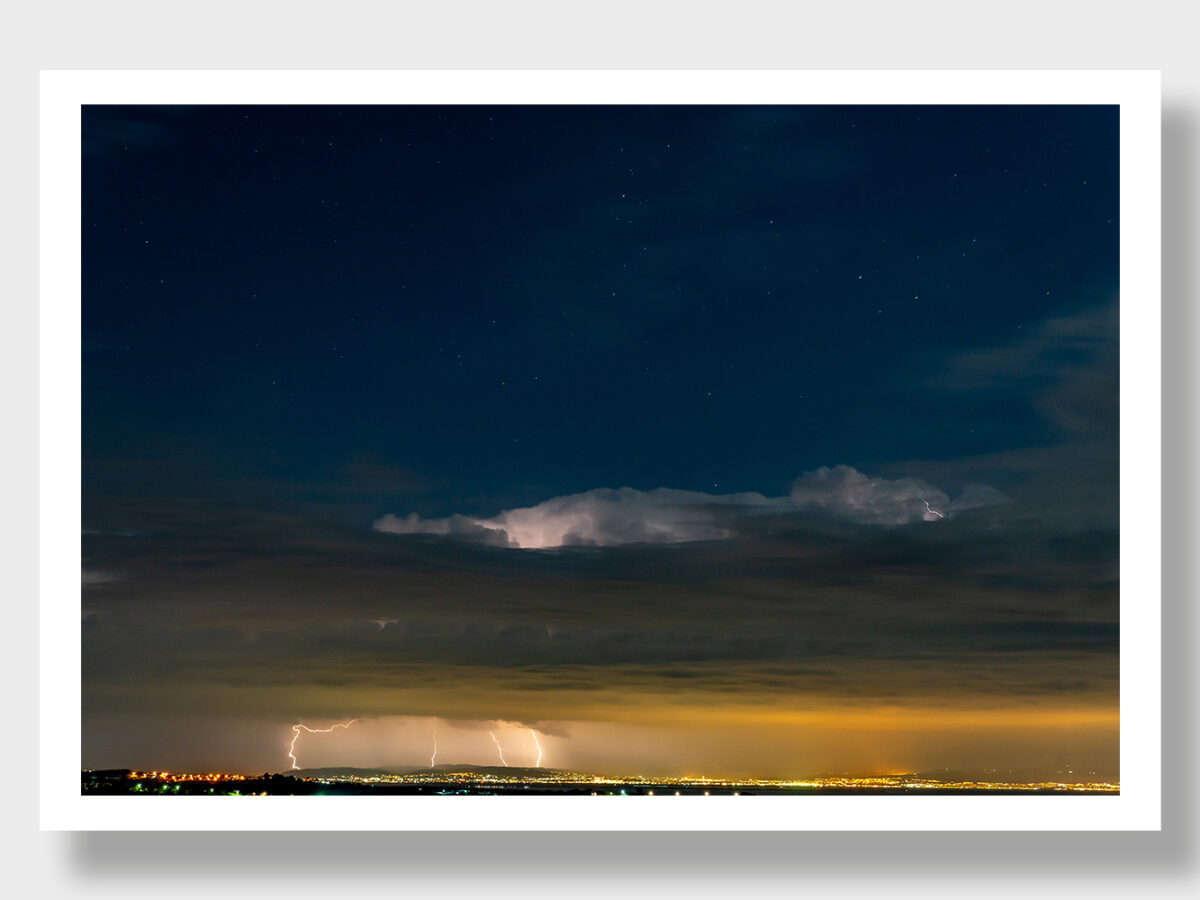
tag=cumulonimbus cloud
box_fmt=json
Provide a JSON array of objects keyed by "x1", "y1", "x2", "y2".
[
  {"x1": 375, "y1": 487, "x2": 786, "y2": 549},
  {"x1": 374, "y1": 466, "x2": 1006, "y2": 550}
]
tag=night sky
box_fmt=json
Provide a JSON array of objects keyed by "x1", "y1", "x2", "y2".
[{"x1": 81, "y1": 105, "x2": 1119, "y2": 779}]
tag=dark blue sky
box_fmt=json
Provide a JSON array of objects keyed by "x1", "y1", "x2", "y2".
[{"x1": 83, "y1": 104, "x2": 1117, "y2": 518}]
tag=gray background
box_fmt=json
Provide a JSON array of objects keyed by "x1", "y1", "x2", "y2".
[{"x1": 4, "y1": 1, "x2": 1194, "y2": 896}]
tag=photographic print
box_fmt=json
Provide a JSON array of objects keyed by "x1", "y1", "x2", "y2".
[{"x1": 52, "y1": 72, "x2": 1158, "y2": 830}]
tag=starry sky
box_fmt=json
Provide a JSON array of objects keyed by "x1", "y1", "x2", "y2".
[{"x1": 81, "y1": 105, "x2": 1119, "y2": 779}]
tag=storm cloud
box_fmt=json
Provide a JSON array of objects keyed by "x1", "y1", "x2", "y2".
[
  {"x1": 78, "y1": 457, "x2": 1116, "y2": 777},
  {"x1": 373, "y1": 467, "x2": 1005, "y2": 548}
]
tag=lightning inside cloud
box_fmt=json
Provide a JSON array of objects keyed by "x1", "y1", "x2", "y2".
[{"x1": 374, "y1": 466, "x2": 1003, "y2": 549}]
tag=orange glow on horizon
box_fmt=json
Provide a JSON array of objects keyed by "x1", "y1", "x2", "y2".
[{"x1": 576, "y1": 702, "x2": 1119, "y2": 732}]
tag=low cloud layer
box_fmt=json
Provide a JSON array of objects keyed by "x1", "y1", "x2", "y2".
[
  {"x1": 374, "y1": 466, "x2": 1005, "y2": 549},
  {"x1": 82, "y1": 482, "x2": 1115, "y2": 776}
]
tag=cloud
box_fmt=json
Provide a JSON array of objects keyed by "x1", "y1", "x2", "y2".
[
  {"x1": 372, "y1": 512, "x2": 515, "y2": 547},
  {"x1": 949, "y1": 302, "x2": 1116, "y2": 387},
  {"x1": 81, "y1": 486, "x2": 1114, "y2": 777},
  {"x1": 789, "y1": 465, "x2": 949, "y2": 525},
  {"x1": 376, "y1": 487, "x2": 781, "y2": 549},
  {"x1": 886, "y1": 299, "x2": 1119, "y2": 534},
  {"x1": 946, "y1": 300, "x2": 1118, "y2": 441},
  {"x1": 947, "y1": 483, "x2": 1010, "y2": 515},
  {"x1": 82, "y1": 568, "x2": 119, "y2": 587},
  {"x1": 374, "y1": 468, "x2": 1004, "y2": 549}
]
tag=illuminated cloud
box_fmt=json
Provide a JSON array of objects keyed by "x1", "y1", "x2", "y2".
[
  {"x1": 374, "y1": 468, "x2": 1005, "y2": 549},
  {"x1": 789, "y1": 465, "x2": 950, "y2": 524},
  {"x1": 376, "y1": 487, "x2": 783, "y2": 549}
]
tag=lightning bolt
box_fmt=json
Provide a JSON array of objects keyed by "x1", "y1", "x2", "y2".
[
  {"x1": 288, "y1": 719, "x2": 356, "y2": 770},
  {"x1": 921, "y1": 492, "x2": 945, "y2": 520},
  {"x1": 430, "y1": 722, "x2": 438, "y2": 768},
  {"x1": 489, "y1": 730, "x2": 508, "y2": 766},
  {"x1": 529, "y1": 728, "x2": 543, "y2": 767}
]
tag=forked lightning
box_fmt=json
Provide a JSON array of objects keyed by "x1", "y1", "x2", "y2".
[{"x1": 288, "y1": 720, "x2": 356, "y2": 770}]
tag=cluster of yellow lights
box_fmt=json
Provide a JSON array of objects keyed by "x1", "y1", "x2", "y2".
[
  {"x1": 296, "y1": 770, "x2": 1118, "y2": 793},
  {"x1": 102, "y1": 769, "x2": 1117, "y2": 794},
  {"x1": 127, "y1": 770, "x2": 246, "y2": 782}
]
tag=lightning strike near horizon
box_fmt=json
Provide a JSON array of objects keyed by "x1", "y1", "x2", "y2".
[
  {"x1": 430, "y1": 723, "x2": 438, "y2": 767},
  {"x1": 489, "y1": 730, "x2": 509, "y2": 766},
  {"x1": 529, "y1": 729, "x2": 543, "y2": 767},
  {"x1": 288, "y1": 719, "x2": 356, "y2": 770}
]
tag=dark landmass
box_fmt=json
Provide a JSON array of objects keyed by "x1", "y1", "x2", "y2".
[{"x1": 81, "y1": 767, "x2": 1118, "y2": 796}]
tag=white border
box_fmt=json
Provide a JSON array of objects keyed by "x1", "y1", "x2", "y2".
[{"x1": 41, "y1": 70, "x2": 1160, "y2": 831}]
